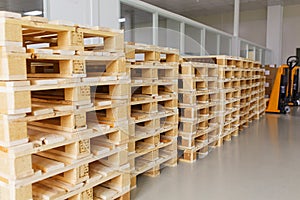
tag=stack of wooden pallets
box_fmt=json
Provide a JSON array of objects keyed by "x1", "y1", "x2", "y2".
[
  {"x1": 258, "y1": 66, "x2": 266, "y2": 116},
  {"x1": 0, "y1": 11, "x2": 130, "y2": 200},
  {"x1": 194, "y1": 56, "x2": 240, "y2": 144},
  {"x1": 216, "y1": 56, "x2": 240, "y2": 143},
  {"x1": 245, "y1": 61, "x2": 257, "y2": 122},
  {"x1": 251, "y1": 62, "x2": 266, "y2": 120},
  {"x1": 238, "y1": 59, "x2": 253, "y2": 130},
  {"x1": 178, "y1": 57, "x2": 219, "y2": 163},
  {"x1": 125, "y1": 43, "x2": 179, "y2": 189}
]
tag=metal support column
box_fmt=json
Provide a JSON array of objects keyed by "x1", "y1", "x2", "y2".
[{"x1": 153, "y1": 12, "x2": 158, "y2": 45}]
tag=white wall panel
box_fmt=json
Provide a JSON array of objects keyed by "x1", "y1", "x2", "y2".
[{"x1": 282, "y1": 4, "x2": 300, "y2": 64}]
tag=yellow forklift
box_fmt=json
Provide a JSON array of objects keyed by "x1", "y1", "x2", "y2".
[{"x1": 266, "y1": 56, "x2": 300, "y2": 114}]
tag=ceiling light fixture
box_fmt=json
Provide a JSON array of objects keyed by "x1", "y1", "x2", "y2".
[
  {"x1": 118, "y1": 18, "x2": 126, "y2": 23},
  {"x1": 23, "y1": 10, "x2": 43, "y2": 16}
]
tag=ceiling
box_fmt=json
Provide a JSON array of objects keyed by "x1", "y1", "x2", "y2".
[
  {"x1": 0, "y1": 0, "x2": 43, "y2": 15},
  {"x1": 140, "y1": 0, "x2": 300, "y2": 18}
]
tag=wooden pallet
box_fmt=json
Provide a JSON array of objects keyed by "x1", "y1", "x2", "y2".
[
  {"x1": 236, "y1": 58, "x2": 256, "y2": 69},
  {"x1": 0, "y1": 125, "x2": 129, "y2": 178},
  {"x1": 179, "y1": 104, "x2": 211, "y2": 120},
  {"x1": 129, "y1": 63, "x2": 178, "y2": 80},
  {"x1": 218, "y1": 67, "x2": 234, "y2": 79},
  {"x1": 178, "y1": 89, "x2": 219, "y2": 106},
  {"x1": 0, "y1": 85, "x2": 129, "y2": 147},
  {"x1": 31, "y1": 165, "x2": 130, "y2": 200},
  {"x1": 232, "y1": 68, "x2": 243, "y2": 79},
  {"x1": 179, "y1": 128, "x2": 223, "y2": 163},
  {"x1": 125, "y1": 42, "x2": 179, "y2": 63},
  {"x1": 217, "y1": 126, "x2": 239, "y2": 146},
  {"x1": 178, "y1": 77, "x2": 208, "y2": 92},
  {"x1": 179, "y1": 144, "x2": 209, "y2": 163},
  {"x1": 218, "y1": 80, "x2": 233, "y2": 89},
  {"x1": 179, "y1": 62, "x2": 218, "y2": 78},
  {"x1": 1, "y1": 144, "x2": 129, "y2": 197},
  {"x1": 130, "y1": 144, "x2": 177, "y2": 187},
  {"x1": 0, "y1": 14, "x2": 124, "y2": 81},
  {"x1": 178, "y1": 124, "x2": 219, "y2": 149},
  {"x1": 183, "y1": 55, "x2": 238, "y2": 68},
  {"x1": 27, "y1": 51, "x2": 127, "y2": 79}
]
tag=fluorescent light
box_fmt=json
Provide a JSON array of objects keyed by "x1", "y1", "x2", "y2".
[
  {"x1": 118, "y1": 18, "x2": 126, "y2": 23},
  {"x1": 24, "y1": 10, "x2": 43, "y2": 16}
]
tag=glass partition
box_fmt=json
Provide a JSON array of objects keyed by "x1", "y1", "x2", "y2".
[
  {"x1": 120, "y1": 0, "x2": 273, "y2": 64},
  {"x1": 121, "y1": 3, "x2": 153, "y2": 44},
  {"x1": 239, "y1": 38, "x2": 272, "y2": 64},
  {"x1": 220, "y1": 36, "x2": 231, "y2": 56},
  {"x1": 248, "y1": 45, "x2": 255, "y2": 60},
  {"x1": 184, "y1": 24, "x2": 202, "y2": 55},
  {"x1": 158, "y1": 16, "x2": 180, "y2": 49},
  {"x1": 1, "y1": 0, "x2": 43, "y2": 16},
  {"x1": 240, "y1": 41, "x2": 248, "y2": 59},
  {"x1": 255, "y1": 49, "x2": 261, "y2": 63},
  {"x1": 205, "y1": 31, "x2": 218, "y2": 55}
]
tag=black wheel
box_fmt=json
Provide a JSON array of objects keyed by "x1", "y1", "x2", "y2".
[{"x1": 287, "y1": 56, "x2": 299, "y2": 69}]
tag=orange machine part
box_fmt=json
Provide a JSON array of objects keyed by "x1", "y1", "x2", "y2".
[
  {"x1": 266, "y1": 65, "x2": 288, "y2": 113},
  {"x1": 290, "y1": 66, "x2": 300, "y2": 97}
]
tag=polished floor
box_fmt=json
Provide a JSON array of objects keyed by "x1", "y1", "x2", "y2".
[{"x1": 132, "y1": 108, "x2": 300, "y2": 200}]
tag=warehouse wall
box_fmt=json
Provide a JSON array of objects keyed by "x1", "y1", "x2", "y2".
[
  {"x1": 197, "y1": 5, "x2": 300, "y2": 64},
  {"x1": 282, "y1": 4, "x2": 300, "y2": 64},
  {"x1": 196, "y1": 13, "x2": 234, "y2": 36},
  {"x1": 197, "y1": 9, "x2": 267, "y2": 47}
]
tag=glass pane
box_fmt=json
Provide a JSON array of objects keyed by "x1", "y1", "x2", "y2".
[
  {"x1": 205, "y1": 31, "x2": 218, "y2": 55},
  {"x1": 248, "y1": 45, "x2": 255, "y2": 60},
  {"x1": 158, "y1": 16, "x2": 180, "y2": 49},
  {"x1": 0, "y1": 0, "x2": 43, "y2": 16},
  {"x1": 261, "y1": 50, "x2": 266, "y2": 65},
  {"x1": 121, "y1": 3, "x2": 153, "y2": 44},
  {"x1": 255, "y1": 48, "x2": 261, "y2": 62},
  {"x1": 184, "y1": 24, "x2": 201, "y2": 55},
  {"x1": 240, "y1": 41, "x2": 248, "y2": 58},
  {"x1": 220, "y1": 36, "x2": 231, "y2": 55}
]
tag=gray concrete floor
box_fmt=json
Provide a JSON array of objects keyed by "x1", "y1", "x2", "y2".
[{"x1": 132, "y1": 108, "x2": 300, "y2": 200}]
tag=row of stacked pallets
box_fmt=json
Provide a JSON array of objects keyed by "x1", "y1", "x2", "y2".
[
  {"x1": 253, "y1": 65, "x2": 267, "y2": 120},
  {"x1": 0, "y1": 12, "x2": 130, "y2": 200},
  {"x1": 125, "y1": 43, "x2": 179, "y2": 188},
  {"x1": 177, "y1": 55, "x2": 266, "y2": 162},
  {"x1": 0, "y1": 11, "x2": 267, "y2": 199},
  {"x1": 178, "y1": 57, "x2": 219, "y2": 163}
]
